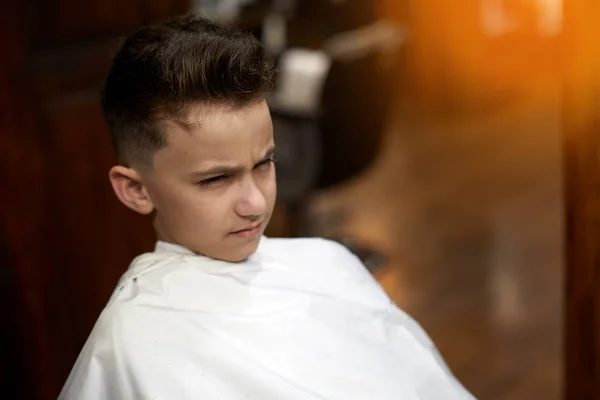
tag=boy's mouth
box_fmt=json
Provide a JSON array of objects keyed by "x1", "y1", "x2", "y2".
[{"x1": 229, "y1": 222, "x2": 263, "y2": 238}]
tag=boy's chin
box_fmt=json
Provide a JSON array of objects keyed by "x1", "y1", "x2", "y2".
[{"x1": 210, "y1": 240, "x2": 261, "y2": 263}]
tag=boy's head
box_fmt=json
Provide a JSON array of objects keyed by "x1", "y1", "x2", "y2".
[{"x1": 103, "y1": 14, "x2": 278, "y2": 262}]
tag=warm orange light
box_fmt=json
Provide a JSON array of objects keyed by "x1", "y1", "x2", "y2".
[{"x1": 378, "y1": 0, "x2": 564, "y2": 112}]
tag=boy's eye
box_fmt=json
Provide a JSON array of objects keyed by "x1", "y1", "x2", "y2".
[
  {"x1": 199, "y1": 175, "x2": 226, "y2": 186},
  {"x1": 255, "y1": 157, "x2": 275, "y2": 169}
]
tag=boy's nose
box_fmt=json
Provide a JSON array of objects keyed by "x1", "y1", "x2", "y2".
[{"x1": 234, "y1": 179, "x2": 267, "y2": 218}]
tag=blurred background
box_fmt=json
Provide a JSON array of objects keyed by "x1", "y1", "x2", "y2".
[{"x1": 2, "y1": 0, "x2": 600, "y2": 399}]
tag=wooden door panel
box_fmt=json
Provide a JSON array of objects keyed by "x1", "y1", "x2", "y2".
[
  {"x1": 28, "y1": 39, "x2": 120, "y2": 100},
  {"x1": 2, "y1": 1, "x2": 189, "y2": 398},
  {"x1": 35, "y1": 1, "x2": 142, "y2": 41},
  {"x1": 35, "y1": 66, "x2": 157, "y2": 392},
  {"x1": 30, "y1": 0, "x2": 188, "y2": 44}
]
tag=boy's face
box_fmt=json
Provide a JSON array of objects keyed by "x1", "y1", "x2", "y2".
[{"x1": 141, "y1": 100, "x2": 276, "y2": 262}]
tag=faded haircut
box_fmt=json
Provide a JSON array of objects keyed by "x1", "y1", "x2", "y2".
[{"x1": 101, "y1": 13, "x2": 278, "y2": 167}]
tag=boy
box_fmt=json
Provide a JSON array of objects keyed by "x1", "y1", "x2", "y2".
[{"x1": 59, "y1": 14, "x2": 475, "y2": 399}]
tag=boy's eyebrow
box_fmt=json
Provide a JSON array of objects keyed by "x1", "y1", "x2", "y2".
[
  {"x1": 262, "y1": 146, "x2": 276, "y2": 160},
  {"x1": 190, "y1": 146, "x2": 276, "y2": 179}
]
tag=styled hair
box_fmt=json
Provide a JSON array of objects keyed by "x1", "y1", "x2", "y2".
[{"x1": 101, "y1": 13, "x2": 278, "y2": 166}]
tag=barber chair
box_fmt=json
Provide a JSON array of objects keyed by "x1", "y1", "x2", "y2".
[{"x1": 268, "y1": 21, "x2": 406, "y2": 273}]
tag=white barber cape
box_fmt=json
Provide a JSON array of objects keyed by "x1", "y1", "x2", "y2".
[{"x1": 60, "y1": 237, "x2": 475, "y2": 400}]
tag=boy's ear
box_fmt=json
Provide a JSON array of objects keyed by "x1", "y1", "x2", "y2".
[{"x1": 108, "y1": 166, "x2": 154, "y2": 215}]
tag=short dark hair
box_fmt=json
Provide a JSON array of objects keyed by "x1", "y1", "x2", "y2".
[{"x1": 101, "y1": 13, "x2": 278, "y2": 166}]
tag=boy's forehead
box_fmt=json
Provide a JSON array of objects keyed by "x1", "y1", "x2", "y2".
[
  {"x1": 164, "y1": 101, "x2": 270, "y2": 138},
  {"x1": 155, "y1": 101, "x2": 273, "y2": 167},
  {"x1": 163, "y1": 104, "x2": 238, "y2": 136}
]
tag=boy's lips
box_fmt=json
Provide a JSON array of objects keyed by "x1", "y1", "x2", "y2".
[{"x1": 230, "y1": 222, "x2": 262, "y2": 238}]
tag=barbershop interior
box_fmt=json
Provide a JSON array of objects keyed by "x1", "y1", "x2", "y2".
[{"x1": 2, "y1": 0, "x2": 600, "y2": 399}]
